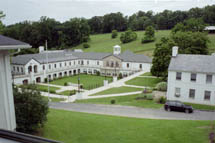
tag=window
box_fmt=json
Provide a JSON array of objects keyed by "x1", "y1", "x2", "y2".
[
  {"x1": 54, "y1": 64, "x2": 57, "y2": 68},
  {"x1": 116, "y1": 62, "x2": 119, "y2": 67},
  {"x1": 81, "y1": 61, "x2": 84, "y2": 65},
  {"x1": 139, "y1": 64, "x2": 142, "y2": 69},
  {"x1": 17, "y1": 67, "x2": 19, "y2": 72},
  {"x1": 87, "y1": 61, "x2": 89, "y2": 65},
  {"x1": 175, "y1": 87, "x2": 181, "y2": 97},
  {"x1": 65, "y1": 62, "x2": 67, "y2": 66},
  {"x1": 189, "y1": 89, "x2": 195, "y2": 99},
  {"x1": 204, "y1": 91, "x2": 211, "y2": 100},
  {"x1": 13, "y1": 66, "x2": 15, "y2": 71},
  {"x1": 74, "y1": 61, "x2": 75, "y2": 65},
  {"x1": 69, "y1": 62, "x2": 71, "y2": 66},
  {"x1": 97, "y1": 61, "x2": 99, "y2": 65},
  {"x1": 190, "y1": 73, "x2": 196, "y2": 82},
  {"x1": 60, "y1": 63, "x2": 62, "y2": 67},
  {"x1": 21, "y1": 68, "x2": 23, "y2": 73},
  {"x1": 49, "y1": 64, "x2": 51, "y2": 69},
  {"x1": 206, "y1": 74, "x2": 212, "y2": 84},
  {"x1": 176, "y1": 72, "x2": 182, "y2": 80},
  {"x1": 78, "y1": 61, "x2": 80, "y2": 65},
  {"x1": 106, "y1": 61, "x2": 109, "y2": 67},
  {"x1": 111, "y1": 61, "x2": 114, "y2": 67},
  {"x1": 127, "y1": 63, "x2": 129, "y2": 68},
  {"x1": 43, "y1": 65, "x2": 45, "y2": 70}
]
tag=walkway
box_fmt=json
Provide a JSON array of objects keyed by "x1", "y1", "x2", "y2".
[{"x1": 50, "y1": 102, "x2": 215, "y2": 120}]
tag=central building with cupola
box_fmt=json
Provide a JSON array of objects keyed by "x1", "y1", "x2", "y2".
[{"x1": 11, "y1": 45, "x2": 152, "y2": 85}]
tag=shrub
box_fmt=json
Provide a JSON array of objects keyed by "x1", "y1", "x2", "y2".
[
  {"x1": 142, "y1": 26, "x2": 155, "y2": 43},
  {"x1": 120, "y1": 29, "x2": 137, "y2": 43},
  {"x1": 118, "y1": 73, "x2": 123, "y2": 79},
  {"x1": 83, "y1": 43, "x2": 90, "y2": 48},
  {"x1": 110, "y1": 99, "x2": 116, "y2": 104},
  {"x1": 50, "y1": 90, "x2": 56, "y2": 94},
  {"x1": 70, "y1": 90, "x2": 76, "y2": 96},
  {"x1": 13, "y1": 85, "x2": 49, "y2": 133},
  {"x1": 136, "y1": 94, "x2": 154, "y2": 100},
  {"x1": 156, "y1": 96, "x2": 167, "y2": 104},
  {"x1": 156, "y1": 82, "x2": 167, "y2": 91},
  {"x1": 111, "y1": 30, "x2": 118, "y2": 38},
  {"x1": 96, "y1": 71, "x2": 100, "y2": 76},
  {"x1": 64, "y1": 82, "x2": 68, "y2": 86},
  {"x1": 44, "y1": 78, "x2": 48, "y2": 83}
]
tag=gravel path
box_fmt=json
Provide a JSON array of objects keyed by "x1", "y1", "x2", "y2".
[{"x1": 49, "y1": 102, "x2": 215, "y2": 120}]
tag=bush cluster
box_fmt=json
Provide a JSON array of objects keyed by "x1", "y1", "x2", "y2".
[
  {"x1": 120, "y1": 29, "x2": 137, "y2": 43},
  {"x1": 83, "y1": 43, "x2": 90, "y2": 48},
  {"x1": 111, "y1": 30, "x2": 118, "y2": 38},
  {"x1": 156, "y1": 82, "x2": 167, "y2": 91},
  {"x1": 13, "y1": 85, "x2": 49, "y2": 133}
]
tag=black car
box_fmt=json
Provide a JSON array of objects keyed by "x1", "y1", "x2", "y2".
[{"x1": 164, "y1": 100, "x2": 193, "y2": 113}]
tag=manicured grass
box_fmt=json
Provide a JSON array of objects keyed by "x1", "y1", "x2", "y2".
[
  {"x1": 185, "y1": 102, "x2": 215, "y2": 111},
  {"x1": 73, "y1": 30, "x2": 171, "y2": 57},
  {"x1": 141, "y1": 72, "x2": 153, "y2": 76},
  {"x1": 50, "y1": 74, "x2": 112, "y2": 89},
  {"x1": 42, "y1": 109, "x2": 212, "y2": 143},
  {"x1": 73, "y1": 31, "x2": 215, "y2": 57},
  {"x1": 76, "y1": 94, "x2": 162, "y2": 109},
  {"x1": 125, "y1": 77, "x2": 162, "y2": 87},
  {"x1": 58, "y1": 90, "x2": 72, "y2": 96},
  {"x1": 36, "y1": 85, "x2": 60, "y2": 93},
  {"x1": 91, "y1": 86, "x2": 143, "y2": 96}
]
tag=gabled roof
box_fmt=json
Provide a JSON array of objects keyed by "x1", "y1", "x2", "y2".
[
  {"x1": 168, "y1": 54, "x2": 215, "y2": 74},
  {"x1": 11, "y1": 50, "x2": 152, "y2": 65},
  {"x1": 0, "y1": 35, "x2": 31, "y2": 50},
  {"x1": 116, "y1": 50, "x2": 152, "y2": 63}
]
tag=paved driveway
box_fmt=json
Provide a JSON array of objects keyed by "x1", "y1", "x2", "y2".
[{"x1": 49, "y1": 102, "x2": 215, "y2": 120}]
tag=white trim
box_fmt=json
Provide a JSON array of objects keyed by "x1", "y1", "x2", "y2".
[{"x1": 0, "y1": 45, "x2": 31, "y2": 50}]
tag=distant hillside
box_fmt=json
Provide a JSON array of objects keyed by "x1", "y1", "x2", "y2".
[{"x1": 74, "y1": 30, "x2": 215, "y2": 57}]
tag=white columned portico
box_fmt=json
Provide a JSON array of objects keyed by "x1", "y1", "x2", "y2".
[
  {"x1": 0, "y1": 51, "x2": 16, "y2": 130},
  {"x1": 0, "y1": 35, "x2": 31, "y2": 131}
]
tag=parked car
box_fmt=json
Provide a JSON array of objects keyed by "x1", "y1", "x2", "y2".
[{"x1": 164, "y1": 100, "x2": 193, "y2": 113}]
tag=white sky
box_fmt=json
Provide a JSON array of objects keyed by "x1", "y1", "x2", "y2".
[{"x1": 0, "y1": 0, "x2": 215, "y2": 25}]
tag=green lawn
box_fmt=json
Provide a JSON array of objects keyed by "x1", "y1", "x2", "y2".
[
  {"x1": 42, "y1": 109, "x2": 212, "y2": 143},
  {"x1": 50, "y1": 74, "x2": 112, "y2": 89},
  {"x1": 73, "y1": 30, "x2": 215, "y2": 57},
  {"x1": 125, "y1": 77, "x2": 162, "y2": 87},
  {"x1": 91, "y1": 86, "x2": 143, "y2": 96},
  {"x1": 185, "y1": 102, "x2": 215, "y2": 111},
  {"x1": 141, "y1": 72, "x2": 153, "y2": 76},
  {"x1": 76, "y1": 94, "x2": 162, "y2": 109},
  {"x1": 73, "y1": 30, "x2": 171, "y2": 57},
  {"x1": 19, "y1": 84, "x2": 60, "y2": 93}
]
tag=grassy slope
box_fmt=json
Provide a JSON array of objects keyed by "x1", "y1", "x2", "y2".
[
  {"x1": 37, "y1": 85, "x2": 60, "y2": 93},
  {"x1": 91, "y1": 86, "x2": 143, "y2": 96},
  {"x1": 76, "y1": 94, "x2": 163, "y2": 109},
  {"x1": 50, "y1": 75, "x2": 112, "y2": 89},
  {"x1": 74, "y1": 30, "x2": 215, "y2": 57},
  {"x1": 74, "y1": 30, "x2": 171, "y2": 57},
  {"x1": 125, "y1": 77, "x2": 162, "y2": 87},
  {"x1": 42, "y1": 109, "x2": 211, "y2": 143}
]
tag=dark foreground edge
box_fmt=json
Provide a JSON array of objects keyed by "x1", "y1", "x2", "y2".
[{"x1": 0, "y1": 129, "x2": 61, "y2": 143}]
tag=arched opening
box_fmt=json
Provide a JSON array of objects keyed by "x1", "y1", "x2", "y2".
[
  {"x1": 69, "y1": 71, "x2": 72, "y2": 75},
  {"x1": 73, "y1": 70, "x2": 76, "y2": 75},
  {"x1": 53, "y1": 74, "x2": 57, "y2": 79},
  {"x1": 34, "y1": 65, "x2": 38, "y2": 73},
  {"x1": 23, "y1": 79, "x2": 28, "y2": 85},
  {"x1": 28, "y1": 66, "x2": 32, "y2": 73},
  {"x1": 59, "y1": 72, "x2": 62, "y2": 77},
  {"x1": 36, "y1": 77, "x2": 41, "y2": 83},
  {"x1": 64, "y1": 71, "x2": 67, "y2": 76}
]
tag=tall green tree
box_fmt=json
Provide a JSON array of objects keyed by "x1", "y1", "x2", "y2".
[
  {"x1": 0, "y1": 11, "x2": 5, "y2": 33},
  {"x1": 142, "y1": 26, "x2": 155, "y2": 43}
]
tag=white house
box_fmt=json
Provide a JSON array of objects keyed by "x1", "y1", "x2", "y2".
[
  {"x1": 0, "y1": 35, "x2": 31, "y2": 131},
  {"x1": 167, "y1": 46, "x2": 215, "y2": 105},
  {"x1": 11, "y1": 45, "x2": 152, "y2": 85}
]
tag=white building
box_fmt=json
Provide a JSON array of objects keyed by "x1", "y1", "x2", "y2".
[
  {"x1": 0, "y1": 35, "x2": 31, "y2": 130},
  {"x1": 11, "y1": 45, "x2": 152, "y2": 85},
  {"x1": 167, "y1": 46, "x2": 215, "y2": 105}
]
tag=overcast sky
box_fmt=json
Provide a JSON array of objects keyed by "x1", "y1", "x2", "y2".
[{"x1": 0, "y1": 0, "x2": 215, "y2": 25}]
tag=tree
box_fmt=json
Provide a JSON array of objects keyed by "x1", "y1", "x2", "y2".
[
  {"x1": 151, "y1": 37, "x2": 175, "y2": 78},
  {"x1": 13, "y1": 85, "x2": 49, "y2": 133},
  {"x1": 88, "y1": 16, "x2": 103, "y2": 34},
  {"x1": 111, "y1": 30, "x2": 118, "y2": 38},
  {"x1": 142, "y1": 26, "x2": 155, "y2": 43},
  {"x1": 0, "y1": 11, "x2": 5, "y2": 34},
  {"x1": 120, "y1": 29, "x2": 137, "y2": 43}
]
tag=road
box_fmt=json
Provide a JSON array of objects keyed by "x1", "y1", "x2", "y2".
[{"x1": 49, "y1": 102, "x2": 215, "y2": 120}]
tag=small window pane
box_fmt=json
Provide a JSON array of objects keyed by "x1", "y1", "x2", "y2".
[
  {"x1": 204, "y1": 91, "x2": 211, "y2": 100},
  {"x1": 189, "y1": 89, "x2": 195, "y2": 99},
  {"x1": 191, "y1": 73, "x2": 196, "y2": 81},
  {"x1": 175, "y1": 87, "x2": 181, "y2": 97},
  {"x1": 176, "y1": 72, "x2": 182, "y2": 80},
  {"x1": 206, "y1": 75, "x2": 212, "y2": 84}
]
